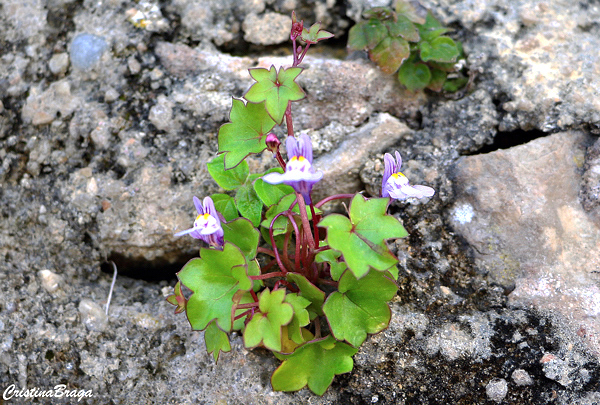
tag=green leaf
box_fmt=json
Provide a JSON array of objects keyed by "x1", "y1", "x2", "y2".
[
  {"x1": 284, "y1": 293, "x2": 311, "y2": 345},
  {"x1": 218, "y1": 98, "x2": 276, "y2": 169},
  {"x1": 204, "y1": 321, "x2": 231, "y2": 362},
  {"x1": 211, "y1": 193, "x2": 239, "y2": 221},
  {"x1": 369, "y1": 36, "x2": 410, "y2": 74},
  {"x1": 301, "y1": 22, "x2": 334, "y2": 44},
  {"x1": 178, "y1": 243, "x2": 252, "y2": 332},
  {"x1": 315, "y1": 250, "x2": 347, "y2": 281},
  {"x1": 384, "y1": 15, "x2": 419, "y2": 42},
  {"x1": 323, "y1": 270, "x2": 397, "y2": 347},
  {"x1": 253, "y1": 169, "x2": 295, "y2": 207},
  {"x1": 347, "y1": 19, "x2": 388, "y2": 51},
  {"x1": 235, "y1": 184, "x2": 263, "y2": 227},
  {"x1": 395, "y1": 0, "x2": 426, "y2": 24},
  {"x1": 443, "y1": 76, "x2": 469, "y2": 93},
  {"x1": 319, "y1": 195, "x2": 407, "y2": 279},
  {"x1": 232, "y1": 291, "x2": 256, "y2": 331},
  {"x1": 286, "y1": 273, "x2": 325, "y2": 316},
  {"x1": 222, "y1": 217, "x2": 259, "y2": 261},
  {"x1": 271, "y1": 335, "x2": 358, "y2": 395},
  {"x1": 416, "y1": 11, "x2": 452, "y2": 42},
  {"x1": 398, "y1": 59, "x2": 431, "y2": 92},
  {"x1": 426, "y1": 67, "x2": 447, "y2": 92},
  {"x1": 419, "y1": 37, "x2": 459, "y2": 63},
  {"x1": 363, "y1": 7, "x2": 394, "y2": 20},
  {"x1": 165, "y1": 281, "x2": 186, "y2": 314},
  {"x1": 243, "y1": 288, "x2": 294, "y2": 352},
  {"x1": 261, "y1": 194, "x2": 318, "y2": 236},
  {"x1": 245, "y1": 66, "x2": 305, "y2": 124},
  {"x1": 207, "y1": 154, "x2": 249, "y2": 190}
]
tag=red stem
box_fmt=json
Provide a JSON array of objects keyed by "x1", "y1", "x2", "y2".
[
  {"x1": 269, "y1": 212, "x2": 290, "y2": 274},
  {"x1": 285, "y1": 102, "x2": 294, "y2": 137},
  {"x1": 249, "y1": 271, "x2": 286, "y2": 280},
  {"x1": 236, "y1": 302, "x2": 259, "y2": 309},
  {"x1": 275, "y1": 150, "x2": 286, "y2": 170},
  {"x1": 310, "y1": 203, "x2": 319, "y2": 249},
  {"x1": 257, "y1": 247, "x2": 276, "y2": 257},
  {"x1": 315, "y1": 193, "x2": 355, "y2": 208},
  {"x1": 284, "y1": 211, "x2": 302, "y2": 272},
  {"x1": 234, "y1": 309, "x2": 253, "y2": 321}
]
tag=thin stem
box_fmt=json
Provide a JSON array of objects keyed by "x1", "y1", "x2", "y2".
[
  {"x1": 236, "y1": 302, "x2": 260, "y2": 309},
  {"x1": 297, "y1": 43, "x2": 311, "y2": 65},
  {"x1": 284, "y1": 211, "x2": 301, "y2": 272},
  {"x1": 285, "y1": 102, "x2": 294, "y2": 137},
  {"x1": 262, "y1": 258, "x2": 277, "y2": 273},
  {"x1": 317, "y1": 278, "x2": 338, "y2": 287},
  {"x1": 295, "y1": 193, "x2": 315, "y2": 251},
  {"x1": 310, "y1": 203, "x2": 319, "y2": 249},
  {"x1": 315, "y1": 193, "x2": 355, "y2": 209},
  {"x1": 275, "y1": 149, "x2": 286, "y2": 170},
  {"x1": 249, "y1": 271, "x2": 286, "y2": 280},
  {"x1": 270, "y1": 212, "x2": 290, "y2": 274},
  {"x1": 283, "y1": 230, "x2": 292, "y2": 270},
  {"x1": 257, "y1": 247, "x2": 276, "y2": 257},
  {"x1": 314, "y1": 316, "x2": 321, "y2": 338},
  {"x1": 234, "y1": 309, "x2": 253, "y2": 321},
  {"x1": 292, "y1": 38, "x2": 298, "y2": 65}
]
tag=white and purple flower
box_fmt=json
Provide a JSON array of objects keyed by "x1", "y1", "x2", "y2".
[
  {"x1": 382, "y1": 151, "x2": 435, "y2": 200},
  {"x1": 262, "y1": 133, "x2": 323, "y2": 204},
  {"x1": 175, "y1": 196, "x2": 224, "y2": 248}
]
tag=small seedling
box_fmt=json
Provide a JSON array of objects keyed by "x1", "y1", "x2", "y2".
[
  {"x1": 167, "y1": 11, "x2": 434, "y2": 395},
  {"x1": 348, "y1": 0, "x2": 468, "y2": 92}
]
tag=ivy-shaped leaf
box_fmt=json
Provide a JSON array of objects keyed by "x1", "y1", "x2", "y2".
[
  {"x1": 369, "y1": 36, "x2": 410, "y2": 74},
  {"x1": 347, "y1": 18, "x2": 388, "y2": 51},
  {"x1": 177, "y1": 242, "x2": 252, "y2": 332},
  {"x1": 280, "y1": 325, "x2": 314, "y2": 354},
  {"x1": 204, "y1": 320, "x2": 231, "y2": 362},
  {"x1": 398, "y1": 59, "x2": 431, "y2": 92},
  {"x1": 235, "y1": 184, "x2": 263, "y2": 227},
  {"x1": 419, "y1": 36, "x2": 459, "y2": 63},
  {"x1": 271, "y1": 335, "x2": 358, "y2": 395},
  {"x1": 315, "y1": 250, "x2": 347, "y2": 281},
  {"x1": 426, "y1": 67, "x2": 447, "y2": 92},
  {"x1": 243, "y1": 288, "x2": 294, "y2": 352},
  {"x1": 284, "y1": 293, "x2": 311, "y2": 345},
  {"x1": 245, "y1": 65, "x2": 305, "y2": 124},
  {"x1": 323, "y1": 270, "x2": 397, "y2": 347},
  {"x1": 384, "y1": 15, "x2": 419, "y2": 42},
  {"x1": 319, "y1": 194, "x2": 407, "y2": 279},
  {"x1": 207, "y1": 154, "x2": 249, "y2": 191},
  {"x1": 217, "y1": 98, "x2": 276, "y2": 169},
  {"x1": 416, "y1": 11, "x2": 452, "y2": 42},
  {"x1": 286, "y1": 273, "x2": 326, "y2": 316},
  {"x1": 165, "y1": 281, "x2": 186, "y2": 314},
  {"x1": 211, "y1": 193, "x2": 239, "y2": 221},
  {"x1": 253, "y1": 169, "x2": 295, "y2": 207},
  {"x1": 301, "y1": 22, "x2": 334, "y2": 44},
  {"x1": 222, "y1": 217, "x2": 259, "y2": 261}
]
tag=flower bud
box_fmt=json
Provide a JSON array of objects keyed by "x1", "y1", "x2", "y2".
[{"x1": 266, "y1": 133, "x2": 281, "y2": 155}]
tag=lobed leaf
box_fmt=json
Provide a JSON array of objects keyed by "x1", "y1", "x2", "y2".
[
  {"x1": 319, "y1": 195, "x2": 407, "y2": 279},
  {"x1": 217, "y1": 99, "x2": 276, "y2": 169},
  {"x1": 315, "y1": 250, "x2": 347, "y2": 281},
  {"x1": 284, "y1": 293, "x2": 312, "y2": 345},
  {"x1": 205, "y1": 320, "x2": 231, "y2": 362},
  {"x1": 369, "y1": 36, "x2": 410, "y2": 74},
  {"x1": 384, "y1": 15, "x2": 419, "y2": 42},
  {"x1": 243, "y1": 288, "x2": 294, "y2": 352},
  {"x1": 253, "y1": 169, "x2": 295, "y2": 207},
  {"x1": 271, "y1": 335, "x2": 358, "y2": 395},
  {"x1": 286, "y1": 273, "x2": 326, "y2": 316},
  {"x1": 426, "y1": 67, "x2": 447, "y2": 92},
  {"x1": 416, "y1": 11, "x2": 452, "y2": 42},
  {"x1": 323, "y1": 270, "x2": 397, "y2": 347},
  {"x1": 398, "y1": 59, "x2": 431, "y2": 92},
  {"x1": 234, "y1": 184, "x2": 263, "y2": 227},
  {"x1": 211, "y1": 193, "x2": 239, "y2": 221},
  {"x1": 419, "y1": 36, "x2": 459, "y2": 63},
  {"x1": 347, "y1": 19, "x2": 387, "y2": 51},
  {"x1": 261, "y1": 194, "x2": 318, "y2": 236},
  {"x1": 207, "y1": 154, "x2": 249, "y2": 191},
  {"x1": 245, "y1": 66, "x2": 305, "y2": 124},
  {"x1": 222, "y1": 217, "x2": 259, "y2": 261},
  {"x1": 178, "y1": 243, "x2": 252, "y2": 332},
  {"x1": 301, "y1": 22, "x2": 334, "y2": 44}
]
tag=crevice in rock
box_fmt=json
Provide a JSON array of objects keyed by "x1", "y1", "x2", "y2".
[
  {"x1": 101, "y1": 252, "x2": 196, "y2": 282},
  {"x1": 467, "y1": 128, "x2": 547, "y2": 155}
]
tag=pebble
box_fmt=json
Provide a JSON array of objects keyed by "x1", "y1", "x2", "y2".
[
  {"x1": 38, "y1": 270, "x2": 64, "y2": 294},
  {"x1": 79, "y1": 299, "x2": 108, "y2": 332},
  {"x1": 70, "y1": 33, "x2": 107, "y2": 70},
  {"x1": 511, "y1": 368, "x2": 534, "y2": 386},
  {"x1": 48, "y1": 52, "x2": 69, "y2": 75},
  {"x1": 486, "y1": 378, "x2": 508, "y2": 402}
]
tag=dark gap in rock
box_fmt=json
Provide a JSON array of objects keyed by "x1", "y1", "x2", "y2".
[
  {"x1": 101, "y1": 252, "x2": 196, "y2": 282},
  {"x1": 467, "y1": 128, "x2": 546, "y2": 155}
]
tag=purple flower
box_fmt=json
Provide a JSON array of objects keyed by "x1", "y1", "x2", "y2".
[
  {"x1": 175, "y1": 196, "x2": 224, "y2": 248},
  {"x1": 382, "y1": 151, "x2": 435, "y2": 200},
  {"x1": 262, "y1": 133, "x2": 323, "y2": 204}
]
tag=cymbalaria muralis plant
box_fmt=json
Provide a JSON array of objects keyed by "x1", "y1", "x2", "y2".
[
  {"x1": 348, "y1": 0, "x2": 468, "y2": 93},
  {"x1": 166, "y1": 11, "x2": 434, "y2": 395}
]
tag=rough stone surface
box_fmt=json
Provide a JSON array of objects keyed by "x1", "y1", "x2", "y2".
[{"x1": 1, "y1": 0, "x2": 600, "y2": 404}]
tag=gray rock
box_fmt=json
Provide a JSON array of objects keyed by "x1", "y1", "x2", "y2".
[
  {"x1": 451, "y1": 131, "x2": 600, "y2": 356},
  {"x1": 243, "y1": 13, "x2": 292, "y2": 45},
  {"x1": 486, "y1": 378, "x2": 508, "y2": 402},
  {"x1": 511, "y1": 368, "x2": 533, "y2": 386},
  {"x1": 70, "y1": 33, "x2": 108, "y2": 71}
]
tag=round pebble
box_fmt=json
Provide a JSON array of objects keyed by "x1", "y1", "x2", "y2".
[
  {"x1": 70, "y1": 33, "x2": 107, "y2": 70},
  {"x1": 486, "y1": 378, "x2": 508, "y2": 402}
]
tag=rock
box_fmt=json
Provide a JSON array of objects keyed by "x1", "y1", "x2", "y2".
[
  {"x1": 21, "y1": 80, "x2": 81, "y2": 125},
  {"x1": 48, "y1": 52, "x2": 69, "y2": 75},
  {"x1": 243, "y1": 13, "x2": 292, "y2": 45},
  {"x1": 486, "y1": 378, "x2": 508, "y2": 402},
  {"x1": 511, "y1": 368, "x2": 533, "y2": 386},
  {"x1": 78, "y1": 299, "x2": 108, "y2": 332},
  {"x1": 70, "y1": 33, "x2": 107, "y2": 70},
  {"x1": 450, "y1": 131, "x2": 600, "y2": 356}
]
